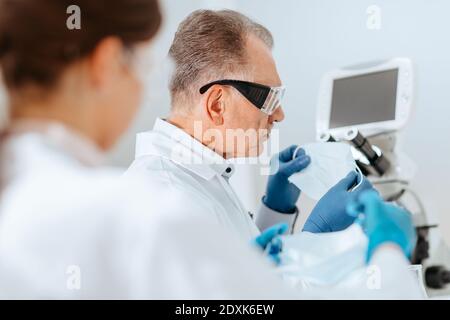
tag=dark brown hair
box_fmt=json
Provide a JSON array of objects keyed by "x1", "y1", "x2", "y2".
[{"x1": 0, "y1": 0, "x2": 162, "y2": 89}]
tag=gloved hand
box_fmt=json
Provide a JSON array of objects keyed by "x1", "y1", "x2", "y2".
[
  {"x1": 263, "y1": 145, "x2": 311, "y2": 213},
  {"x1": 253, "y1": 223, "x2": 289, "y2": 265},
  {"x1": 303, "y1": 171, "x2": 375, "y2": 233},
  {"x1": 346, "y1": 190, "x2": 417, "y2": 263}
]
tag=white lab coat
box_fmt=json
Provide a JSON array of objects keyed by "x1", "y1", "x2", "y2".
[
  {"x1": 0, "y1": 121, "x2": 423, "y2": 299},
  {"x1": 0, "y1": 122, "x2": 295, "y2": 299},
  {"x1": 125, "y1": 118, "x2": 298, "y2": 241}
]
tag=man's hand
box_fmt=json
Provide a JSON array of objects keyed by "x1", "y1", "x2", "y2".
[
  {"x1": 303, "y1": 171, "x2": 375, "y2": 233},
  {"x1": 263, "y1": 145, "x2": 311, "y2": 213}
]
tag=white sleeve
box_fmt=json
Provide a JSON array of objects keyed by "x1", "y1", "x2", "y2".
[
  {"x1": 115, "y1": 187, "x2": 298, "y2": 299},
  {"x1": 363, "y1": 245, "x2": 425, "y2": 299},
  {"x1": 255, "y1": 200, "x2": 298, "y2": 232},
  {"x1": 301, "y1": 245, "x2": 426, "y2": 300}
]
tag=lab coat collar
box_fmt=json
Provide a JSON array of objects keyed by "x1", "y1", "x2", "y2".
[
  {"x1": 136, "y1": 118, "x2": 235, "y2": 180},
  {"x1": 6, "y1": 120, "x2": 105, "y2": 167}
]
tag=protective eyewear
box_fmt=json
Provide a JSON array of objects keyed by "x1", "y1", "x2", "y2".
[{"x1": 199, "y1": 80, "x2": 285, "y2": 115}]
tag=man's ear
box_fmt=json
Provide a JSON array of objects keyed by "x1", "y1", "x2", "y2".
[
  {"x1": 87, "y1": 36, "x2": 124, "y2": 90},
  {"x1": 204, "y1": 86, "x2": 225, "y2": 126}
]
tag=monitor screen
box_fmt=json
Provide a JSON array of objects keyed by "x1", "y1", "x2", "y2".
[{"x1": 329, "y1": 69, "x2": 398, "y2": 129}]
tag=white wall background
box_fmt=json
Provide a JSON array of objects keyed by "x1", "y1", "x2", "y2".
[{"x1": 1, "y1": 0, "x2": 449, "y2": 242}]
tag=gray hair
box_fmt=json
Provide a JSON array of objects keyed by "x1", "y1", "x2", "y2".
[{"x1": 168, "y1": 9, "x2": 274, "y2": 112}]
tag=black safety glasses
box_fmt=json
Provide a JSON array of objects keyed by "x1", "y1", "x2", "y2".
[{"x1": 199, "y1": 80, "x2": 285, "y2": 115}]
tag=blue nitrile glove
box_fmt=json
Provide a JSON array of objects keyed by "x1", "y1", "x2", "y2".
[
  {"x1": 346, "y1": 190, "x2": 417, "y2": 263},
  {"x1": 263, "y1": 145, "x2": 311, "y2": 213},
  {"x1": 253, "y1": 223, "x2": 289, "y2": 264},
  {"x1": 303, "y1": 171, "x2": 375, "y2": 233}
]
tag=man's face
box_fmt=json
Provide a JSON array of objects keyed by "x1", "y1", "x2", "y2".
[{"x1": 222, "y1": 34, "x2": 285, "y2": 158}]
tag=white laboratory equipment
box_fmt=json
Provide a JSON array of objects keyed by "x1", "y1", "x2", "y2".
[{"x1": 316, "y1": 58, "x2": 450, "y2": 296}]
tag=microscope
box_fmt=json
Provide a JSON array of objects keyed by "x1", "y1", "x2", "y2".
[{"x1": 316, "y1": 58, "x2": 450, "y2": 294}]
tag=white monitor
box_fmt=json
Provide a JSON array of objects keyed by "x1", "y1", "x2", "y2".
[{"x1": 316, "y1": 58, "x2": 413, "y2": 139}]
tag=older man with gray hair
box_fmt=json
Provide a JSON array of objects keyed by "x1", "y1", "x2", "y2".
[{"x1": 126, "y1": 9, "x2": 372, "y2": 245}]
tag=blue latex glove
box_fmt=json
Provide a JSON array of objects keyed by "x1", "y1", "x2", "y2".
[
  {"x1": 263, "y1": 145, "x2": 311, "y2": 213},
  {"x1": 303, "y1": 171, "x2": 375, "y2": 233},
  {"x1": 346, "y1": 190, "x2": 417, "y2": 263},
  {"x1": 253, "y1": 223, "x2": 289, "y2": 264}
]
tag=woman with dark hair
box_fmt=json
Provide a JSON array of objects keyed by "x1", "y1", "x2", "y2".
[
  {"x1": 0, "y1": 0, "x2": 296, "y2": 300},
  {"x1": 0, "y1": 0, "x2": 161, "y2": 150},
  {"x1": 0, "y1": 0, "x2": 180, "y2": 298}
]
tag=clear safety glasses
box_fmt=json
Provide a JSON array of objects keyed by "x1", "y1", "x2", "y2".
[{"x1": 199, "y1": 80, "x2": 286, "y2": 115}]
